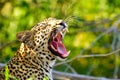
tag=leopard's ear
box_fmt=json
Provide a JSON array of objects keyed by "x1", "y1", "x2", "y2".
[{"x1": 16, "y1": 30, "x2": 33, "y2": 42}]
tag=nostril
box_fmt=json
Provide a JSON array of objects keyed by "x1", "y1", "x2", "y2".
[{"x1": 59, "y1": 21, "x2": 66, "y2": 28}]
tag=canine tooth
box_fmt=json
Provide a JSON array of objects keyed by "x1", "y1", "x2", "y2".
[
  {"x1": 66, "y1": 28, "x2": 69, "y2": 32},
  {"x1": 60, "y1": 32, "x2": 64, "y2": 38},
  {"x1": 67, "y1": 50, "x2": 71, "y2": 55},
  {"x1": 51, "y1": 45, "x2": 57, "y2": 51}
]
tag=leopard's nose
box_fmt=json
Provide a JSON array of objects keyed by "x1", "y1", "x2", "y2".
[{"x1": 59, "y1": 21, "x2": 67, "y2": 29}]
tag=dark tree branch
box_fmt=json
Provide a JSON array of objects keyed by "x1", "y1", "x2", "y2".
[
  {"x1": 53, "y1": 70, "x2": 119, "y2": 80},
  {"x1": 0, "y1": 40, "x2": 17, "y2": 50}
]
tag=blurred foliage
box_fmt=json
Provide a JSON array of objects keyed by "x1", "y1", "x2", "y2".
[{"x1": 0, "y1": 0, "x2": 120, "y2": 78}]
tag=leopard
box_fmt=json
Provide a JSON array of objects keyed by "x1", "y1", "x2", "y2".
[{"x1": 0, "y1": 18, "x2": 70, "y2": 80}]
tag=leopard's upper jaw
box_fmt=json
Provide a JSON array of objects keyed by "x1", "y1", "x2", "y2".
[{"x1": 48, "y1": 22, "x2": 69, "y2": 59}]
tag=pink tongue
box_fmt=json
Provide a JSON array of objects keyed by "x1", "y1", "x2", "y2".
[
  {"x1": 53, "y1": 41, "x2": 67, "y2": 55},
  {"x1": 51, "y1": 36, "x2": 68, "y2": 57}
]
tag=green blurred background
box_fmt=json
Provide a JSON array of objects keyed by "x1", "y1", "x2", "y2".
[{"x1": 0, "y1": 0, "x2": 120, "y2": 79}]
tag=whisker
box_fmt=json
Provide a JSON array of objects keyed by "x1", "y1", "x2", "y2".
[{"x1": 64, "y1": 15, "x2": 75, "y2": 24}]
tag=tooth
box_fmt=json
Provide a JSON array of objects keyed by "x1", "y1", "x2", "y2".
[
  {"x1": 66, "y1": 28, "x2": 69, "y2": 32},
  {"x1": 51, "y1": 45, "x2": 57, "y2": 51},
  {"x1": 60, "y1": 32, "x2": 64, "y2": 38},
  {"x1": 67, "y1": 50, "x2": 71, "y2": 55}
]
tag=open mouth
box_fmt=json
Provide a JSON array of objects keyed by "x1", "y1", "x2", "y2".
[{"x1": 48, "y1": 22, "x2": 69, "y2": 59}]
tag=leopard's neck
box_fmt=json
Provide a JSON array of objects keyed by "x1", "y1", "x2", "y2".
[{"x1": 6, "y1": 43, "x2": 56, "y2": 80}]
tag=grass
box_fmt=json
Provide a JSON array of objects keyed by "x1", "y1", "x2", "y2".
[{"x1": 5, "y1": 66, "x2": 9, "y2": 80}]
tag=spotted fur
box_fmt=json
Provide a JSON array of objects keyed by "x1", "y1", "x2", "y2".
[{"x1": 0, "y1": 18, "x2": 68, "y2": 80}]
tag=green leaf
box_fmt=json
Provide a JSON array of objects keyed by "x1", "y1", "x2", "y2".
[
  {"x1": 43, "y1": 76, "x2": 49, "y2": 80},
  {"x1": 5, "y1": 66, "x2": 9, "y2": 80}
]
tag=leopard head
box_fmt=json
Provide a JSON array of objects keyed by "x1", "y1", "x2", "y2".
[{"x1": 16, "y1": 18, "x2": 69, "y2": 59}]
